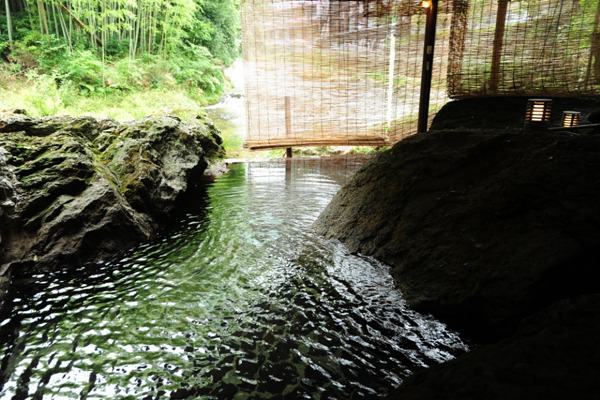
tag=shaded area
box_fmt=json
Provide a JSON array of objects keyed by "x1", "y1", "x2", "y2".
[
  {"x1": 390, "y1": 294, "x2": 600, "y2": 400},
  {"x1": 315, "y1": 97, "x2": 600, "y2": 398}
]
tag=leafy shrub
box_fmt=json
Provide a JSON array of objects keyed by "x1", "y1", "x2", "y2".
[
  {"x1": 55, "y1": 50, "x2": 104, "y2": 94},
  {"x1": 170, "y1": 44, "x2": 227, "y2": 94},
  {"x1": 24, "y1": 71, "x2": 63, "y2": 116},
  {"x1": 0, "y1": 41, "x2": 11, "y2": 62},
  {"x1": 104, "y1": 58, "x2": 143, "y2": 91},
  {"x1": 105, "y1": 38, "x2": 130, "y2": 59},
  {"x1": 138, "y1": 55, "x2": 178, "y2": 89}
]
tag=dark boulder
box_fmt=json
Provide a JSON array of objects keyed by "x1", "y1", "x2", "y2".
[
  {"x1": 0, "y1": 113, "x2": 224, "y2": 277},
  {"x1": 315, "y1": 114, "x2": 600, "y2": 341},
  {"x1": 315, "y1": 97, "x2": 600, "y2": 398},
  {"x1": 389, "y1": 293, "x2": 600, "y2": 400}
]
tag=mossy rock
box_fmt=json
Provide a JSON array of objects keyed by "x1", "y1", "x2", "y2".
[{"x1": 0, "y1": 113, "x2": 225, "y2": 275}]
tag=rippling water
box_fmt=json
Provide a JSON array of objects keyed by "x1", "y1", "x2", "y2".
[{"x1": 0, "y1": 158, "x2": 469, "y2": 399}]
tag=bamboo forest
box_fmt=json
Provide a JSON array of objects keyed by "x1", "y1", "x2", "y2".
[{"x1": 0, "y1": 0, "x2": 239, "y2": 117}]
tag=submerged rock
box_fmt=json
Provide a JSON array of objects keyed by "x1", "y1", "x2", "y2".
[{"x1": 0, "y1": 113, "x2": 224, "y2": 276}]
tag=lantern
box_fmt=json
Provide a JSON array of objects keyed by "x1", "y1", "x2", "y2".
[
  {"x1": 561, "y1": 111, "x2": 581, "y2": 128},
  {"x1": 525, "y1": 98, "x2": 552, "y2": 130}
]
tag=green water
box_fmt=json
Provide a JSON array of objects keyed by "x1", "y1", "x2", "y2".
[{"x1": 0, "y1": 159, "x2": 469, "y2": 399}]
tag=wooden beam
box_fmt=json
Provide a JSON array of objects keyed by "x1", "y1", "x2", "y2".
[{"x1": 244, "y1": 136, "x2": 389, "y2": 150}]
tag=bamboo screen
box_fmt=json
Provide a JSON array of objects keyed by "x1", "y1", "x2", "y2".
[
  {"x1": 241, "y1": 0, "x2": 600, "y2": 150},
  {"x1": 449, "y1": 0, "x2": 600, "y2": 98},
  {"x1": 241, "y1": 0, "x2": 452, "y2": 150}
]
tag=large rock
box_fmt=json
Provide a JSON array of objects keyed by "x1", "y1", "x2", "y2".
[
  {"x1": 0, "y1": 113, "x2": 224, "y2": 276},
  {"x1": 316, "y1": 97, "x2": 600, "y2": 399},
  {"x1": 389, "y1": 294, "x2": 600, "y2": 400},
  {"x1": 314, "y1": 126, "x2": 600, "y2": 340}
]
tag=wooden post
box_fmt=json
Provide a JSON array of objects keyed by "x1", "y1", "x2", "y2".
[
  {"x1": 448, "y1": 0, "x2": 469, "y2": 95},
  {"x1": 417, "y1": 0, "x2": 439, "y2": 133},
  {"x1": 284, "y1": 96, "x2": 293, "y2": 158},
  {"x1": 489, "y1": 0, "x2": 510, "y2": 92}
]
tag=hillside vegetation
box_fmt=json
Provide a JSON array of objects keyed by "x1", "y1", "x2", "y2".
[{"x1": 0, "y1": 0, "x2": 239, "y2": 119}]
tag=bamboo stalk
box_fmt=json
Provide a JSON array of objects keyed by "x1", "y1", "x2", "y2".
[
  {"x1": 50, "y1": 0, "x2": 59, "y2": 36},
  {"x1": 4, "y1": 0, "x2": 13, "y2": 42},
  {"x1": 52, "y1": 0, "x2": 102, "y2": 47},
  {"x1": 57, "y1": 2, "x2": 70, "y2": 49},
  {"x1": 38, "y1": 0, "x2": 49, "y2": 35},
  {"x1": 448, "y1": 0, "x2": 469, "y2": 94}
]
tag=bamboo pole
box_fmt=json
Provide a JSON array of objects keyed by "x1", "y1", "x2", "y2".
[
  {"x1": 52, "y1": 0, "x2": 102, "y2": 47},
  {"x1": 284, "y1": 96, "x2": 293, "y2": 158},
  {"x1": 57, "y1": 4, "x2": 70, "y2": 49},
  {"x1": 38, "y1": 0, "x2": 49, "y2": 35},
  {"x1": 4, "y1": 0, "x2": 12, "y2": 42},
  {"x1": 50, "y1": 0, "x2": 59, "y2": 35},
  {"x1": 448, "y1": 0, "x2": 469, "y2": 95},
  {"x1": 386, "y1": 32, "x2": 396, "y2": 129}
]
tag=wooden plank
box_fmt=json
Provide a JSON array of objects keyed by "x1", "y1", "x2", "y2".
[{"x1": 244, "y1": 136, "x2": 390, "y2": 150}]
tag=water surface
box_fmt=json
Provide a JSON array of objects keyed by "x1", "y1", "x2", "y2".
[{"x1": 0, "y1": 158, "x2": 469, "y2": 399}]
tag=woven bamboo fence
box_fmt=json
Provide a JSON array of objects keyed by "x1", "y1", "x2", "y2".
[
  {"x1": 241, "y1": 0, "x2": 600, "y2": 150},
  {"x1": 449, "y1": 0, "x2": 600, "y2": 98}
]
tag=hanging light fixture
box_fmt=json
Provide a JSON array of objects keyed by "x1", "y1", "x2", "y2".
[
  {"x1": 525, "y1": 98, "x2": 552, "y2": 130},
  {"x1": 421, "y1": 0, "x2": 432, "y2": 8},
  {"x1": 561, "y1": 111, "x2": 581, "y2": 128}
]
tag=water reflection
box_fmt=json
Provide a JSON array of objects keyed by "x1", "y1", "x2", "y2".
[{"x1": 0, "y1": 158, "x2": 469, "y2": 399}]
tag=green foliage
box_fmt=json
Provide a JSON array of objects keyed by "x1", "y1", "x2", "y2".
[
  {"x1": 23, "y1": 70, "x2": 64, "y2": 116},
  {"x1": 350, "y1": 146, "x2": 390, "y2": 155},
  {"x1": 190, "y1": 0, "x2": 240, "y2": 66},
  {"x1": 0, "y1": 0, "x2": 241, "y2": 102},
  {"x1": 1, "y1": 0, "x2": 241, "y2": 157},
  {"x1": 107, "y1": 57, "x2": 145, "y2": 89},
  {"x1": 105, "y1": 37, "x2": 130, "y2": 58},
  {"x1": 580, "y1": 0, "x2": 600, "y2": 12},
  {"x1": 0, "y1": 14, "x2": 8, "y2": 45},
  {"x1": 169, "y1": 44, "x2": 226, "y2": 92},
  {"x1": 55, "y1": 49, "x2": 104, "y2": 93},
  {"x1": 0, "y1": 40, "x2": 10, "y2": 60}
]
